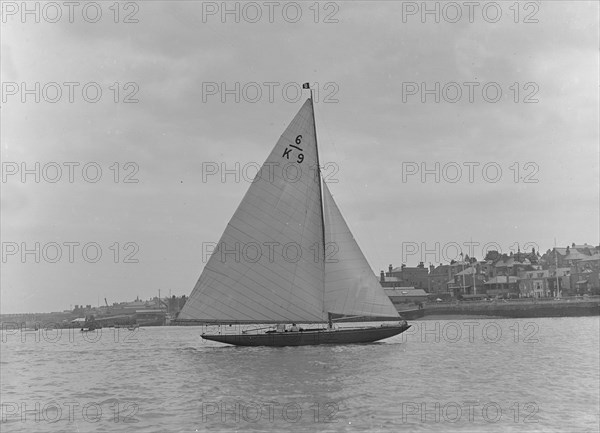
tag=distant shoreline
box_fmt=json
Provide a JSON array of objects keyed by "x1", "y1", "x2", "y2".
[
  {"x1": 2, "y1": 298, "x2": 598, "y2": 328},
  {"x1": 420, "y1": 298, "x2": 599, "y2": 319}
]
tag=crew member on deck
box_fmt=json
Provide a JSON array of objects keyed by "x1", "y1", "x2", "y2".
[{"x1": 290, "y1": 323, "x2": 299, "y2": 332}]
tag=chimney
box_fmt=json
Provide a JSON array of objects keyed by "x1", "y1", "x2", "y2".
[
  {"x1": 380, "y1": 270, "x2": 385, "y2": 282},
  {"x1": 388, "y1": 264, "x2": 393, "y2": 274}
]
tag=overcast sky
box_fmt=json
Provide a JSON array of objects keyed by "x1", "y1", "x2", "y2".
[{"x1": 1, "y1": 1, "x2": 598, "y2": 313}]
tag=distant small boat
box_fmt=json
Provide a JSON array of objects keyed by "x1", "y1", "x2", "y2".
[{"x1": 178, "y1": 86, "x2": 411, "y2": 346}]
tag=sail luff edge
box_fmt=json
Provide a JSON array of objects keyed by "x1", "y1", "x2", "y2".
[{"x1": 310, "y1": 91, "x2": 327, "y2": 320}]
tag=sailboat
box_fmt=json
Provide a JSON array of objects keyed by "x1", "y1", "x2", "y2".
[{"x1": 177, "y1": 86, "x2": 411, "y2": 346}]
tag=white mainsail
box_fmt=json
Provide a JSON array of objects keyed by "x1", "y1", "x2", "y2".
[
  {"x1": 178, "y1": 99, "x2": 326, "y2": 323},
  {"x1": 322, "y1": 182, "x2": 400, "y2": 318},
  {"x1": 179, "y1": 98, "x2": 399, "y2": 323}
]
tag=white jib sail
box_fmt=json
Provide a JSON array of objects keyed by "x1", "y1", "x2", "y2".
[
  {"x1": 179, "y1": 99, "x2": 327, "y2": 323},
  {"x1": 322, "y1": 182, "x2": 400, "y2": 318}
]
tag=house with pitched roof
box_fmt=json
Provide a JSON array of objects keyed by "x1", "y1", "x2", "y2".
[
  {"x1": 518, "y1": 269, "x2": 550, "y2": 298},
  {"x1": 448, "y1": 265, "x2": 486, "y2": 296},
  {"x1": 484, "y1": 276, "x2": 520, "y2": 298},
  {"x1": 570, "y1": 254, "x2": 600, "y2": 294},
  {"x1": 427, "y1": 264, "x2": 452, "y2": 294}
]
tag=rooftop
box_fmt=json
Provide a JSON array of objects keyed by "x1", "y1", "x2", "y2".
[
  {"x1": 455, "y1": 266, "x2": 477, "y2": 276},
  {"x1": 564, "y1": 250, "x2": 593, "y2": 261},
  {"x1": 578, "y1": 255, "x2": 600, "y2": 262}
]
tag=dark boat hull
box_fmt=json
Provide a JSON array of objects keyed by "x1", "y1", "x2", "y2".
[{"x1": 202, "y1": 324, "x2": 411, "y2": 347}]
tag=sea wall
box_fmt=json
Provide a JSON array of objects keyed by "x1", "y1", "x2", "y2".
[{"x1": 423, "y1": 298, "x2": 600, "y2": 318}]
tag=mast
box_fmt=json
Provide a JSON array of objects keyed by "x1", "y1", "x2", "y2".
[
  {"x1": 473, "y1": 263, "x2": 476, "y2": 295},
  {"x1": 308, "y1": 86, "x2": 328, "y2": 323},
  {"x1": 461, "y1": 253, "x2": 466, "y2": 295},
  {"x1": 555, "y1": 245, "x2": 560, "y2": 298}
]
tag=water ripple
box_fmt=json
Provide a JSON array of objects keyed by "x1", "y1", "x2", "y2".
[{"x1": 0, "y1": 317, "x2": 597, "y2": 432}]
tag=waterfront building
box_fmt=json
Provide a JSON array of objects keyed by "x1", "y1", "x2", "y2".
[
  {"x1": 427, "y1": 264, "x2": 452, "y2": 294},
  {"x1": 493, "y1": 255, "x2": 533, "y2": 278},
  {"x1": 484, "y1": 276, "x2": 520, "y2": 298},
  {"x1": 427, "y1": 261, "x2": 471, "y2": 294},
  {"x1": 383, "y1": 243, "x2": 595, "y2": 302},
  {"x1": 570, "y1": 255, "x2": 600, "y2": 295},
  {"x1": 542, "y1": 244, "x2": 599, "y2": 268},
  {"x1": 448, "y1": 265, "x2": 486, "y2": 297},
  {"x1": 381, "y1": 263, "x2": 429, "y2": 289},
  {"x1": 379, "y1": 271, "x2": 403, "y2": 288},
  {"x1": 518, "y1": 269, "x2": 550, "y2": 298},
  {"x1": 547, "y1": 267, "x2": 572, "y2": 295}
]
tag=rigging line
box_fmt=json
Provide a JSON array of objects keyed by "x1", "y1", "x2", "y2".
[
  {"x1": 310, "y1": 89, "x2": 327, "y2": 320},
  {"x1": 286, "y1": 106, "x2": 321, "y2": 317}
]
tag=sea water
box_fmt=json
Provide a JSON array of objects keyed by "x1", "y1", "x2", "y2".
[{"x1": 1, "y1": 317, "x2": 598, "y2": 432}]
